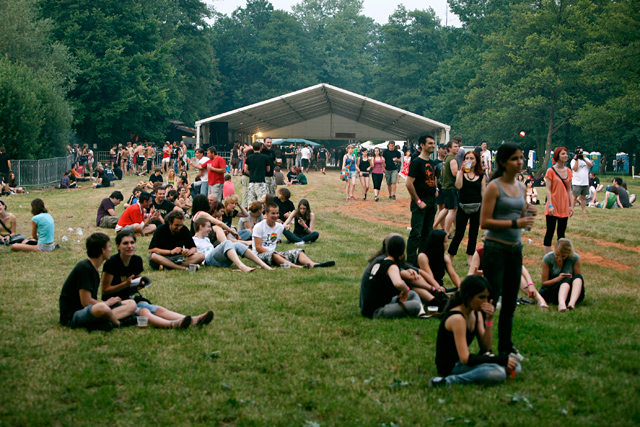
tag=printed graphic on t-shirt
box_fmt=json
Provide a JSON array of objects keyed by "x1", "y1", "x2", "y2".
[
  {"x1": 269, "y1": 232, "x2": 278, "y2": 242},
  {"x1": 425, "y1": 163, "x2": 437, "y2": 188}
]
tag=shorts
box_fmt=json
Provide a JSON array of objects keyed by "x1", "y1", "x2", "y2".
[
  {"x1": 442, "y1": 188, "x2": 459, "y2": 210},
  {"x1": 205, "y1": 240, "x2": 248, "y2": 267},
  {"x1": 136, "y1": 301, "x2": 161, "y2": 315},
  {"x1": 98, "y1": 216, "x2": 119, "y2": 229},
  {"x1": 301, "y1": 159, "x2": 310, "y2": 169},
  {"x1": 138, "y1": 156, "x2": 145, "y2": 165},
  {"x1": 318, "y1": 159, "x2": 326, "y2": 169},
  {"x1": 162, "y1": 157, "x2": 170, "y2": 163},
  {"x1": 148, "y1": 253, "x2": 185, "y2": 270},
  {"x1": 256, "y1": 248, "x2": 303, "y2": 266},
  {"x1": 38, "y1": 242, "x2": 55, "y2": 252},
  {"x1": 572, "y1": 185, "x2": 589, "y2": 197},
  {"x1": 385, "y1": 169, "x2": 398, "y2": 185},
  {"x1": 539, "y1": 274, "x2": 585, "y2": 305},
  {"x1": 66, "y1": 304, "x2": 98, "y2": 328},
  {"x1": 116, "y1": 223, "x2": 136, "y2": 234},
  {"x1": 348, "y1": 170, "x2": 357, "y2": 179},
  {"x1": 436, "y1": 188, "x2": 445, "y2": 205},
  {"x1": 360, "y1": 172, "x2": 369, "y2": 178}
]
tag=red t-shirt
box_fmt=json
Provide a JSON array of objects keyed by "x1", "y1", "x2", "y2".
[
  {"x1": 205, "y1": 156, "x2": 227, "y2": 185},
  {"x1": 116, "y1": 204, "x2": 144, "y2": 230}
]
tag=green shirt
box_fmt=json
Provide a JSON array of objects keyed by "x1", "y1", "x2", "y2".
[
  {"x1": 297, "y1": 173, "x2": 307, "y2": 185},
  {"x1": 442, "y1": 154, "x2": 457, "y2": 190}
]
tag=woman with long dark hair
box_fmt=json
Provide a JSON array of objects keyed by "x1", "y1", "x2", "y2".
[
  {"x1": 449, "y1": 150, "x2": 486, "y2": 265},
  {"x1": 231, "y1": 143, "x2": 241, "y2": 176},
  {"x1": 11, "y1": 198, "x2": 57, "y2": 252},
  {"x1": 429, "y1": 275, "x2": 520, "y2": 388},
  {"x1": 479, "y1": 142, "x2": 534, "y2": 360},
  {"x1": 543, "y1": 147, "x2": 573, "y2": 254},
  {"x1": 357, "y1": 148, "x2": 371, "y2": 200},
  {"x1": 371, "y1": 147, "x2": 385, "y2": 202},
  {"x1": 359, "y1": 234, "x2": 424, "y2": 319},
  {"x1": 282, "y1": 199, "x2": 319, "y2": 244},
  {"x1": 418, "y1": 229, "x2": 461, "y2": 289}
]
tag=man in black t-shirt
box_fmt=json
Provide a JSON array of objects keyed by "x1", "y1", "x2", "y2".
[
  {"x1": 148, "y1": 210, "x2": 205, "y2": 270},
  {"x1": 317, "y1": 146, "x2": 330, "y2": 174},
  {"x1": 383, "y1": 141, "x2": 402, "y2": 200},
  {"x1": 150, "y1": 186, "x2": 181, "y2": 226},
  {"x1": 59, "y1": 233, "x2": 136, "y2": 330},
  {"x1": 262, "y1": 137, "x2": 277, "y2": 196},
  {"x1": 149, "y1": 168, "x2": 163, "y2": 184},
  {"x1": 406, "y1": 135, "x2": 439, "y2": 265},
  {"x1": 244, "y1": 142, "x2": 271, "y2": 205}
]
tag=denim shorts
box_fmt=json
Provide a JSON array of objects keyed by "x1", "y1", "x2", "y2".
[
  {"x1": 67, "y1": 304, "x2": 98, "y2": 328},
  {"x1": 136, "y1": 301, "x2": 160, "y2": 315},
  {"x1": 38, "y1": 242, "x2": 55, "y2": 252},
  {"x1": 348, "y1": 170, "x2": 357, "y2": 179}
]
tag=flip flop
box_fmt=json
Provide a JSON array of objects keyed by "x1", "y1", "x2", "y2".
[
  {"x1": 315, "y1": 261, "x2": 335, "y2": 268},
  {"x1": 196, "y1": 311, "x2": 214, "y2": 327}
]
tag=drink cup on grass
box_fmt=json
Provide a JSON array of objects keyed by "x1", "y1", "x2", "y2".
[{"x1": 137, "y1": 316, "x2": 148, "y2": 329}]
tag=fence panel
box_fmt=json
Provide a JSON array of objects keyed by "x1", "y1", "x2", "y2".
[{"x1": 12, "y1": 155, "x2": 73, "y2": 188}]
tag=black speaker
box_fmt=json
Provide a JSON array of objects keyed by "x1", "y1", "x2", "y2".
[{"x1": 209, "y1": 122, "x2": 229, "y2": 149}]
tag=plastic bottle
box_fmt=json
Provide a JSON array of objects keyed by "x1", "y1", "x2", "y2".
[
  {"x1": 61, "y1": 236, "x2": 68, "y2": 243},
  {"x1": 76, "y1": 228, "x2": 83, "y2": 236}
]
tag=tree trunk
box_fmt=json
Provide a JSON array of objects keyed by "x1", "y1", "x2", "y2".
[{"x1": 535, "y1": 102, "x2": 555, "y2": 180}]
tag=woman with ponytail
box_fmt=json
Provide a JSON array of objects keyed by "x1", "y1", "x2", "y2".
[
  {"x1": 429, "y1": 275, "x2": 520, "y2": 387},
  {"x1": 479, "y1": 143, "x2": 535, "y2": 361}
]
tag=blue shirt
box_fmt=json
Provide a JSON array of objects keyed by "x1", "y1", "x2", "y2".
[{"x1": 33, "y1": 213, "x2": 55, "y2": 244}]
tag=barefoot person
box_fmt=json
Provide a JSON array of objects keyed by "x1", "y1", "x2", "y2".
[
  {"x1": 101, "y1": 230, "x2": 212, "y2": 329},
  {"x1": 193, "y1": 217, "x2": 273, "y2": 272},
  {"x1": 148, "y1": 211, "x2": 205, "y2": 270},
  {"x1": 429, "y1": 275, "x2": 520, "y2": 388},
  {"x1": 540, "y1": 238, "x2": 585, "y2": 311},
  {"x1": 0, "y1": 199, "x2": 25, "y2": 245},
  {"x1": 11, "y1": 198, "x2": 57, "y2": 252},
  {"x1": 59, "y1": 233, "x2": 137, "y2": 330}
]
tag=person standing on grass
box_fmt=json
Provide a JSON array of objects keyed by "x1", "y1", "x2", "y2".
[
  {"x1": 342, "y1": 145, "x2": 357, "y2": 201},
  {"x1": 148, "y1": 210, "x2": 205, "y2": 271},
  {"x1": 383, "y1": 141, "x2": 402, "y2": 200},
  {"x1": 441, "y1": 138, "x2": 461, "y2": 238},
  {"x1": 406, "y1": 135, "x2": 439, "y2": 265},
  {"x1": 262, "y1": 137, "x2": 277, "y2": 196},
  {"x1": 101, "y1": 230, "x2": 213, "y2": 329},
  {"x1": 539, "y1": 238, "x2": 585, "y2": 311},
  {"x1": 244, "y1": 142, "x2": 271, "y2": 205},
  {"x1": 479, "y1": 142, "x2": 535, "y2": 361},
  {"x1": 317, "y1": 145, "x2": 330, "y2": 175},
  {"x1": 0, "y1": 147, "x2": 12, "y2": 185},
  {"x1": 96, "y1": 191, "x2": 124, "y2": 229},
  {"x1": 448, "y1": 150, "x2": 486, "y2": 265},
  {"x1": 300, "y1": 145, "x2": 312, "y2": 172},
  {"x1": 283, "y1": 199, "x2": 319, "y2": 244},
  {"x1": 480, "y1": 141, "x2": 492, "y2": 181},
  {"x1": 570, "y1": 147, "x2": 593, "y2": 214},
  {"x1": 59, "y1": 233, "x2": 137, "y2": 331},
  {"x1": 370, "y1": 147, "x2": 385, "y2": 202},
  {"x1": 205, "y1": 147, "x2": 227, "y2": 203},
  {"x1": 543, "y1": 147, "x2": 573, "y2": 254},
  {"x1": 252, "y1": 202, "x2": 335, "y2": 269},
  {"x1": 11, "y1": 198, "x2": 57, "y2": 253},
  {"x1": 429, "y1": 275, "x2": 520, "y2": 388},
  {"x1": 187, "y1": 148, "x2": 210, "y2": 196},
  {"x1": 433, "y1": 143, "x2": 448, "y2": 229},
  {"x1": 357, "y1": 148, "x2": 371, "y2": 201}
]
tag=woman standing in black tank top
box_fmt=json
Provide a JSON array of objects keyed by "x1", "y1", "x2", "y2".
[
  {"x1": 479, "y1": 143, "x2": 535, "y2": 360},
  {"x1": 449, "y1": 150, "x2": 486, "y2": 265},
  {"x1": 357, "y1": 148, "x2": 371, "y2": 200}
]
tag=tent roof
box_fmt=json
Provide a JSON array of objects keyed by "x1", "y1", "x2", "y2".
[{"x1": 195, "y1": 84, "x2": 450, "y2": 140}]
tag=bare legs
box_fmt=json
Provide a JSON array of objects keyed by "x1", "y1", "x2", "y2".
[
  {"x1": 558, "y1": 277, "x2": 583, "y2": 311},
  {"x1": 92, "y1": 300, "x2": 136, "y2": 326}
]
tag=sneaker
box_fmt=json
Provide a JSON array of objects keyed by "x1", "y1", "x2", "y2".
[
  {"x1": 294, "y1": 241, "x2": 306, "y2": 246},
  {"x1": 375, "y1": 196, "x2": 379, "y2": 202},
  {"x1": 392, "y1": 195, "x2": 396, "y2": 200},
  {"x1": 429, "y1": 377, "x2": 447, "y2": 389},
  {"x1": 389, "y1": 196, "x2": 393, "y2": 199},
  {"x1": 500, "y1": 347, "x2": 525, "y2": 362}
]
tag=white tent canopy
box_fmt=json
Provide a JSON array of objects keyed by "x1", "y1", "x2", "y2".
[{"x1": 195, "y1": 84, "x2": 450, "y2": 146}]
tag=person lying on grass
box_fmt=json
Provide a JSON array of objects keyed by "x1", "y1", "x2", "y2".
[
  {"x1": 101, "y1": 230, "x2": 212, "y2": 329},
  {"x1": 59, "y1": 233, "x2": 137, "y2": 331},
  {"x1": 429, "y1": 275, "x2": 521, "y2": 388},
  {"x1": 193, "y1": 217, "x2": 273, "y2": 272},
  {"x1": 417, "y1": 229, "x2": 462, "y2": 291},
  {"x1": 468, "y1": 243, "x2": 548, "y2": 309},
  {"x1": 359, "y1": 233, "x2": 428, "y2": 319},
  {"x1": 540, "y1": 238, "x2": 585, "y2": 312},
  {"x1": 148, "y1": 210, "x2": 205, "y2": 270},
  {"x1": 252, "y1": 202, "x2": 335, "y2": 269}
]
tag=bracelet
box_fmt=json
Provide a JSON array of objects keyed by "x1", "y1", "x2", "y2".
[
  {"x1": 527, "y1": 282, "x2": 535, "y2": 287},
  {"x1": 417, "y1": 199, "x2": 423, "y2": 204},
  {"x1": 486, "y1": 320, "x2": 493, "y2": 326},
  {"x1": 511, "y1": 219, "x2": 519, "y2": 229},
  {"x1": 548, "y1": 205, "x2": 553, "y2": 208}
]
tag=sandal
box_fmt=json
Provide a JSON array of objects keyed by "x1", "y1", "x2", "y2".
[
  {"x1": 195, "y1": 311, "x2": 214, "y2": 327},
  {"x1": 171, "y1": 316, "x2": 192, "y2": 329}
]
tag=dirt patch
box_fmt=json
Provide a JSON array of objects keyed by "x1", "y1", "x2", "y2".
[
  {"x1": 525, "y1": 237, "x2": 631, "y2": 271},
  {"x1": 584, "y1": 238, "x2": 640, "y2": 255}
]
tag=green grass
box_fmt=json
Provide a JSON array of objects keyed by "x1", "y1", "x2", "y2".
[{"x1": 1, "y1": 173, "x2": 639, "y2": 426}]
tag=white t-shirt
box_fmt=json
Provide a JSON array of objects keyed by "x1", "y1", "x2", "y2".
[
  {"x1": 193, "y1": 236, "x2": 214, "y2": 264},
  {"x1": 481, "y1": 150, "x2": 491, "y2": 170},
  {"x1": 570, "y1": 159, "x2": 589, "y2": 186},
  {"x1": 252, "y1": 220, "x2": 283, "y2": 253},
  {"x1": 301, "y1": 147, "x2": 312, "y2": 160}
]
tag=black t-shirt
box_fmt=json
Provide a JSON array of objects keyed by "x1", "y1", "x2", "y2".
[
  {"x1": 359, "y1": 256, "x2": 400, "y2": 318},
  {"x1": 589, "y1": 176, "x2": 600, "y2": 188},
  {"x1": 0, "y1": 152, "x2": 10, "y2": 172},
  {"x1": 408, "y1": 156, "x2": 440, "y2": 200},
  {"x1": 153, "y1": 199, "x2": 175, "y2": 218},
  {"x1": 274, "y1": 198, "x2": 295, "y2": 222},
  {"x1": 242, "y1": 149, "x2": 254, "y2": 177},
  {"x1": 383, "y1": 149, "x2": 401, "y2": 171},
  {"x1": 59, "y1": 259, "x2": 100, "y2": 325},
  {"x1": 286, "y1": 171, "x2": 297, "y2": 182},
  {"x1": 101, "y1": 254, "x2": 144, "y2": 301},
  {"x1": 318, "y1": 149, "x2": 328, "y2": 160},
  {"x1": 171, "y1": 146, "x2": 179, "y2": 159},
  {"x1": 262, "y1": 148, "x2": 276, "y2": 177},
  {"x1": 149, "y1": 224, "x2": 196, "y2": 251},
  {"x1": 99, "y1": 172, "x2": 111, "y2": 187},
  {"x1": 246, "y1": 152, "x2": 269, "y2": 183},
  {"x1": 284, "y1": 147, "x2": 294, "y2": 159},
  {"x1": 150, "y1": 174, "x2": 163, "y2": 184},
  {"x1": 221, "y1": 209, "x2": 238, "y2": 227}
]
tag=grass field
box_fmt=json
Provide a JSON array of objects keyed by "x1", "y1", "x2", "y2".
[{"x1": 1, "y1": 171, "x2": 639, "y2": 426}]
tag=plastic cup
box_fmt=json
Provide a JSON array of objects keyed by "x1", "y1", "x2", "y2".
[
  {"x1": 137, "y1": 316, "x2": 148, "y2": 329},
  {"x1": 428, "y1": 306, "x2": 438, "y2": 315},
  {"x1": 280, "y1": 262, "x2": 291, "y2": 269},
  {"x1": 188, "y1": 264, "x2": 197, "y2": 274}
]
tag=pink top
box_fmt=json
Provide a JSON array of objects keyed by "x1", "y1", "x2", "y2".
[
  {"x1": 372, "y1": 158, "x2": 384, "y2": 174},
  {"x1": 223, "y1": 181, "x2": 235, "y2": 199}
]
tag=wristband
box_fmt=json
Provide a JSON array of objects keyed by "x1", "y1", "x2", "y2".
[
  {"x1": 486, "y1": 320, "x2": 493, "y2": 326},
  {"x1": 548, "y1": 205, "x2": 553, "y2": 208},
  {"x1": 511, "y1": 219, "x2": 519, "y2": 229},
  {"x1": 417, "y1": 199, "x2": 422, "y2": 204},
  {"x1": 527, "y1": 282, "x2": 535, "y2": 287}
]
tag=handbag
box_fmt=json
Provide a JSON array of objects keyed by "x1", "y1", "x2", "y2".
[
  {"x1": 458, "y1": 202, "x2": 481, "y2": 214},
  {"x1": 340, "y1": 170, "x2": 347, "y2": 181}
]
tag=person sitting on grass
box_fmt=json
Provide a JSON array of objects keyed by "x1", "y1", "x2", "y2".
[
  {"x1": 417, "y1": 229, "x2": 461, "y2": 290},
  {"x1": 221, "y1": 195, "x2": 249, "y2": 232},
  {"x1": 92, "y1": 167, "x2": 111, "y2": 188},
  {"x1": 282, "y1": 199, "x2": 319, "y2": 244},
  {"x1": 149, "y1": 167, "x2": 163, "y2": 184},
  {"x1": 59, "y1": 232, "x2": 137, "y2": 331},
  {"x1": 150, "y1": 186, "x2": 183, "y2": 226},
  {"x1": 359, "y1": 233, "x2": 425, "y2": 319},
  {"x1": 11, "y1": 198, "x2": 57, "y2": 252},
  {"x1": 525, "y1": 180, "x2": 539, "y2": 205},
  {"x1": 252, "y1": 202, "x2": 335, "y2": 269},
  {"x1": 60, "y1": 170, "x2": 77, "y2": 189},
  {"x1": 189, "y1": 195, "x2": 240, "y2": 239},
  {"x1": 275, "y1": 187, "x2": 295, "y2": 222},
  {"x1": 601, "y1": 177, "x2": 636, "y2": 209},
  {"x1": 148, "y1": 210, "x2": 205, "y2": 271},
  {"x1": 115, "y1": 191, "x2": 158, "y2": 236},
  {"x1": 101, "y1": 230, "x2": 213, "y2": 329},
  {"x1": 237, "y1": 201, "x2": 263, "y2": 241},
  {"x1": 539, "y1": 238, "x2": 585, "y2": 311},
  {"x1": 124, "y1": 186, "x2": 143, "y2": 209},
  {"x1": 296, "y1": 167, "x2": 308, "y2": 185},
  {"x1": 429, "y1": 275, "x2": 520, "y2": 388},
  {"x1": 173, "y1": 186, "x2": 192, "y2": 212},
  {"x1": 96, "y1": 191, "x2": 124, "y2": 229},
  {"x1": 193, "y1": 217, "x2": 273, "y2": 272},
  {"x1": 468, "y1": 244, "x2": 548, "y2": 309},
  {"x1": 0, "y1": 199, "x2": 25, "y2": 245},
  {"x1": 286, "y1": 165, "x2": 299, "y2": 185}
]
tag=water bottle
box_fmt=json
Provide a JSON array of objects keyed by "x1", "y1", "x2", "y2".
[{"x1": 61, "y1": 236, "x2": 68, "y2": 243}]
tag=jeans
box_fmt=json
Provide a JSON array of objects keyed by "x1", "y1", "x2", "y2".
[
  {"x1": 448, "y1": 208, "x2": 480, "y2": 256},
  {"x1": 481, "y1": 239, "x2": 522, "y2": 354},
  {"x1": 444, "y1": 361, "x2": 521, "y2": 386},
  {"x1": 544, "y1": 215, "x2": 568, "y2": 247},
  {"x1": 205, "y1": 240, "x2": 248, "y2": 267},
  {"x1": 241, "y1": 175, "x2": 250, "y2": 208},
  {"x1": 372, "y1": 291, "x2": 422, "y2": 319},
  {"x1": 283, "y1": 230, "x2": 319, "y2": 243},
  {"x1": 238, "y1": 229, "x2": 252, "y2": 241},
  {"x1": 199, "y1": 181, "x2": 209, "y2": 196},
  {"x1": 406, "y1": 196, "x2": 437, "y2": 265},
  {"x1": 265, "y1": 176, "x2": 277, "y2": 196}
]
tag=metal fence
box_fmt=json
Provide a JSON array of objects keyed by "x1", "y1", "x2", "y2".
[
  {"x1": 94, "y1": 151, "x2": 232, "y2": 170},
  {"x1": 12, "y1": 155, "x2": 74, "y2": 189}
]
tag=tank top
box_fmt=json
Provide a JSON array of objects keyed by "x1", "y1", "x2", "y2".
[
  {"x1": 485, "y1": 180, "x2": 525, "y2": 243},
  {"x1": 435, "y1": 310, "x2": 480, "y2": 376},
  {"x1": 459, "y1": 174, "x2": 483, "y2": 204},
  {"x1": 372, "y1": 158, "x2": 384, "y2": 174},
  {"x1": 359, "y1": 157, "x2": 370, "y2": 172},
  {"x1": 345, "y1": 155, "x2": 356, "y2": 171}
]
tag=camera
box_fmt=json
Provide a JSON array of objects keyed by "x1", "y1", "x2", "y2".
[{"x1": 575, "y1": 147, "x2": 584, "y2": 160}]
